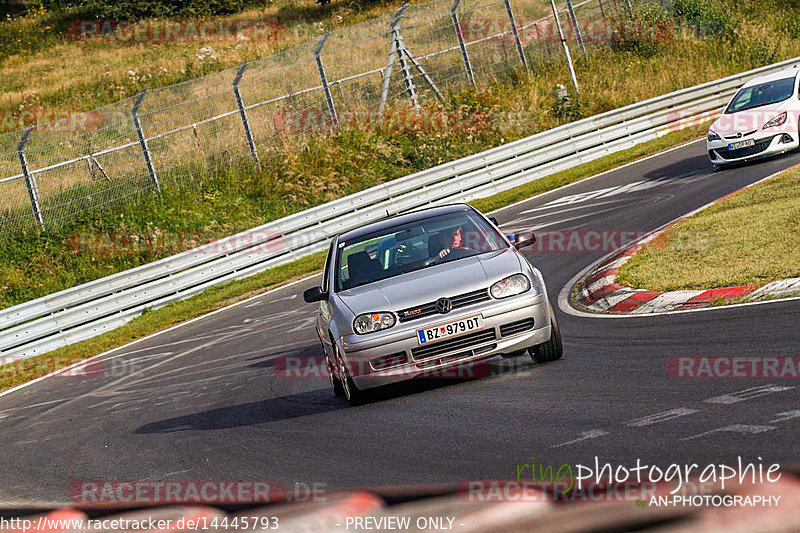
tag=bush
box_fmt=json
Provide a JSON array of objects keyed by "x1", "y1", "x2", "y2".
[
  {"x1": 610, "y1": 4, "x2": 674, "y2": 59},
  {"x1": 78, "y1": 0, "x2": 247, "y2": 20},
  {"x1": 673, "y1": 0, "x2": 740, "y2": 41}
]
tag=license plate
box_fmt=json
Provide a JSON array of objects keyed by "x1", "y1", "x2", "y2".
[
  {"x1": 728, "y1": 139, "x2": 755, "y2": 151},
  {"x1": 417, "y1": 315, "x2": 483, "y2": 345}
]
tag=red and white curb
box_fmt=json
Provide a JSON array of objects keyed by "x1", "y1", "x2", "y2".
[{"x1": 572, "y1": 168, "x2": 800, "y2": 315}]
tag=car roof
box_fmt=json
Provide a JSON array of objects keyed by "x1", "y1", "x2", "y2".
[
  {"x1": 741, "y1": 66, "x2": 800, "y2": 88},
  {"x1": 337, "y1": 204, "x2": 474, "y2": 243}
]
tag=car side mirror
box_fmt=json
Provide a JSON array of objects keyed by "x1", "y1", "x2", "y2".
[
  {"x1": 507, "y1": 232, "x2": 536, "y2": 249},
  {"x1": 489, "y1": 217, "x2": 499, "y2": 226},
  {"x1": 303, "y1": 286, "x2": 328, "y2": 303}
]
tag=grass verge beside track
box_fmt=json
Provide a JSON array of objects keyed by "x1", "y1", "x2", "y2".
[
  {"x1": 617, "y1": 162, "x2": 800, "y2": 292},
  {"x1": 0, "y1": 122, "x2": 710, "y2": 392}
]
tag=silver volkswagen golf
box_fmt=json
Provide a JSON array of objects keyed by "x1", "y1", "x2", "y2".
[{"x1": 303, "y1": 204, "x2": 562, "y2": 404}]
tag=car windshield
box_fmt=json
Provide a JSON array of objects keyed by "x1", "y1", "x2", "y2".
[
  {"x1": 725, "y1": 76, "x2": 796, "y2": 113},
  {"x1": 335, "y1": 210, "x2": 505, "y2": 291}
]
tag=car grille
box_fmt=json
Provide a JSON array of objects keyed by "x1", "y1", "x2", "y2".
[
  {"x1": 397, "y1": 288, "x2": 491, "y2": 323},
  {"x1": 716, "y1": 136, "x2": 774, "y2": 160},
  {"x1": 412, "y1": 328, "x2": 497, "y2": 362},
  {"x1": 722, "y1": 130, "x2": 757, "y2": 140},
  {"x1": 500, "y1": 318, "x2": 535, "y2": 337}
]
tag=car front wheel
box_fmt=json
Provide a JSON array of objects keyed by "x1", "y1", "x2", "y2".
[
  {"x1": 334, "y1": 344, "x2": 368, "y2": 405},
  {"x1": 530, "y1": 303, "x2": 563, "y2": 363}
]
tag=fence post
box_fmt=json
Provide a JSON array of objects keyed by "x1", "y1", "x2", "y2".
[
  {"x1": 393, "y1": 5, "x2": 419, "y2": 109},
  {"x1": 451, "y1": 0, "x2": 475, "y2": 87},
  {"x1": 233, "y1": 63, "x2": 260, "y2": 165},
  {"x1": 566, "y1": 0, "x2": 586, "y2": 55},
  {"x1": 624, "y1": 0, "x2": 633, "y2": 16},
  {"x1": 503, "y1": 0, "x2": 529, "y2": 71},
  {"x1": 131, "y1": 90, "x2": 162, "y2": 196},
  {"x1": 378, "y1": 37, "x2": 398, "y2": 114},
  {"x1": 16, "y1": 126, "x2": 45, "y2": 231},
  {"x1": 550, "y1": 0, "x2": 579, "y2": 95},
  {"x1": 314, "y1": 32, "x2": 339, "y2": 128},
  {"x1": 598, "y1": 0, "x2": 606, "y2": 21}
]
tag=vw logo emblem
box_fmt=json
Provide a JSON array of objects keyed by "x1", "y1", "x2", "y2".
[{"x1": 436, "y1": 298, "x2": 452, "y2": 314}]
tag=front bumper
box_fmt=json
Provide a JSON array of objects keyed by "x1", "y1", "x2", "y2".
[
  {"x1": 340, "y1": 291, "x2": 550, "y2": 390},
  {"x1": 707, "y1": 132, "x2": 798, "y2": 165}
]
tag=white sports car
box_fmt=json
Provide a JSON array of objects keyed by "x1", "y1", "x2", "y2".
[{"x1": 707, "y1": 66, "x2": 800, "y2": 169}]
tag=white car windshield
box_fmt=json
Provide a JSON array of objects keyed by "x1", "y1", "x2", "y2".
[
  {"x1": 335, "y1": 211, "x2": 505, "y2": 291},
  {"x1": 725, "y1": 76, "x2": 796, "y2": 113}
]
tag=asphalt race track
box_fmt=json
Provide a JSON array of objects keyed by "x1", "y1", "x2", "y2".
[{"x1": 1, "y1": 139, "x2": 799, "y2": 504}]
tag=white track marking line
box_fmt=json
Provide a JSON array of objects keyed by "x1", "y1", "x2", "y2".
[
  {"x1": 490, "y1": 138, "x2": 705, "y2": 214},
  {"x1": 625, "y1": 408, "x2": 699, "y2": 427},
  {"x1": 703, "y1": 385, "x2": 795, "y2": 405},
  {"x1": 769, "y1": 410, "x2": 800, "y2": 423},
  {"x1": 681, "y1": 424, "x2": 777, "y2": 441},
  {"x1": 552, "y1": 429, "x2": 609, "y2": 448}
]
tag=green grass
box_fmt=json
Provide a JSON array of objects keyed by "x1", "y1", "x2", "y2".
[
  {"x1": 617, "y1": 163, "x2": 800, "y2": 292},
  {"x1": 0, "y1": 121, "x2": 710, "y2": 392}
]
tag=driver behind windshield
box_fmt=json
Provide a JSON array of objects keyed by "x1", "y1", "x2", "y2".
[{"x1": 430, "y1": 226, "x2": 467, "y2": 260}]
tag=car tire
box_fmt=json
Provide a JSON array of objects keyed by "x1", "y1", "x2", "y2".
[
  {"x1": 334, "y1": 344, "x2": 368, "y2": 406},
  {"x1": 530, "y1": 303, "x2": 563, "y2": 363},
  {"x1": 323, "y1": 343, "x2": 345, "y2": 397}
]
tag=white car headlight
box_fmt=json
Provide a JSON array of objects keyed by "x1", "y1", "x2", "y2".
[
  {"x1": 490, "y1": 274, "x2": 531, "y2": 299},
  {"x1": 763, "y1": 112, "x2": 787, "y2": 130},
  {"x1": 707, "y1": 130, "x2": 721, "y2": 142},
  {"x1": 353, "y1": 312, "x2": 396, "y2": 334}
]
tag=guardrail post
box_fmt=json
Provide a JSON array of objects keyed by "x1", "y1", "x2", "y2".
[
  {"x1": 314, "y1": 32, "x2": 339, "y2": 128},
  {"x1": 233, "y1": 63, "x2": 260, "y2": 166},
  {"x1": 503, "y1": 0, "x2": 529, "y2": 71},
  {"x1": 550, "y1": 0, "x2": 579, "y2": 96},
  {"x1": 131, "y1": 90, "x2": 162, "y2": 196},
  {"x1": 451, "y1": 0, "x2": 475, "y2": 87},
  {"x1": 16, "y1": 126, "x2": 45, "y2": 231},
  {"x1": 566, "y1": 0, "x2": 586, "y2": 55}
]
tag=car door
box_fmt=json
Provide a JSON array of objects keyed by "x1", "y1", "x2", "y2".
[{"x1": 318, "y1": 238, "x2": 336, "y2": 357}]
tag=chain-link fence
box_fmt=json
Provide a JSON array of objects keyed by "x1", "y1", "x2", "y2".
[{"x1": 0, "y1": 0, "x2": 653, "y2": 237}]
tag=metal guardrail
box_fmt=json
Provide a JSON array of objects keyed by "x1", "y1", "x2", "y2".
[{"x1": 1, "y1": 56, "x2": 798, "y2": 364}]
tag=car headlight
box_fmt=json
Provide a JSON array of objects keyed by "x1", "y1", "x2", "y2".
[
  {"x1": 490, "y1": 274, "x2": 531, "y2": 299},
  {"x1": 763, "y1": 112, "x2": 787, "y2": 130},
  {"x1": 353, "y1": 312, "x2": 396, "y2": 334},
  {"x1": 707, "y1": 130, "x2": 721, "y2": 142}
]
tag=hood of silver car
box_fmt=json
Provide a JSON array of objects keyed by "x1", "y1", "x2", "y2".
[{"x1": 336, "y1": 249, "x2": 523, "y2": 315}]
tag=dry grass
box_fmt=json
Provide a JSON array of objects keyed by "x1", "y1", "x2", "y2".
[{"x1": 617, "y1": 163, "x2": 800, "y2": 291}]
